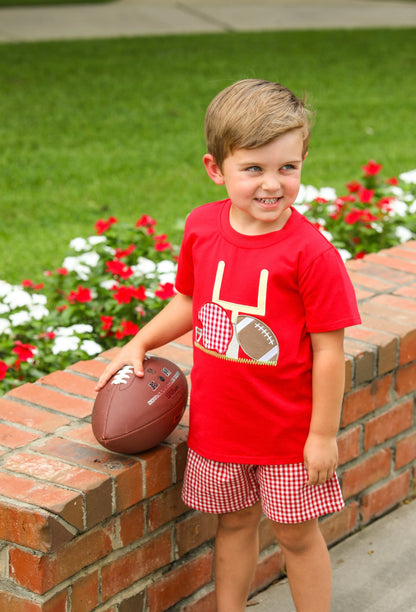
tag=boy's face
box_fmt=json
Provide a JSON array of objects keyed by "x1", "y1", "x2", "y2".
[{"x1": 203, "y1": 129, "x2": 306, "y2": 235}]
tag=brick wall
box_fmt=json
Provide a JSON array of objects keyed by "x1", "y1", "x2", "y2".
[{"x1": 0, "y1": 242, "x2": 415, "y2": 611}]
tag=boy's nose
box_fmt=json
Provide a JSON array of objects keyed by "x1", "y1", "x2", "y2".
[{"x1": 261, "y1": 173, "x2": 281, "y2": 191}]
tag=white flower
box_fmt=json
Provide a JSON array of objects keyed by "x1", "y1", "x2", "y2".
[
  {"x1": 28, "y1": 304, "x2": 49, "y2": 320},
  {"x1": 294, "y1": 203, "x2": 309, "y2": 215},
  {"x1": 100, "y1": 279, "x2": 117, "y2": 290},
  {"x1": 0, "y1": 281, "x2": 11, "y2": 298},
  {"x1": 0, "y1": 318, "x2": 11, "y2": 334},
  {"x1": 62, "y1": 256, "x2": 91, "y2": 280},
  {"x1": 88, "y1": 235, "x2": 107, "y2": 247},
  {"x1": 156, "y1": 260, "x2": 177, "y2": 284},
  {"x1": 52, "y1": 336, "x2": 80, "y2": 354},
  {"x1": 0, "y1": 304, "x2": 10, "y2": 314},
  {"x1": 337, "y1": 249, "x2": 352, "y2": 262},
  {"x1": 396, "y1": 226, "x2": 413, "y2": 243},
  {"x1": 54, "y1": 324, "x2": 93, "y2": 337},
  {"x1": 80, "y1": 339, "x2": 102, "y2": 355},
  {"x1": 399, "y1": 169, "x2": 416, "y2": 184},
  {"x1": 3, "y1": 288, "x2": 32, "y2": 309},
  {"x1": 9, "y1": 311, "x2": 31, "y2": 326},
  {"x1": 134, "y1": 257, "x2": 157, "y2": 276},
  {"x1": 70, "y1": 237, "x2": 89, "y2": 252}
]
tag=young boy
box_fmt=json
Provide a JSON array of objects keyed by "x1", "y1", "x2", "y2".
[{"x1": 96, "y1": 79, "x2": 361, "y2": 612}]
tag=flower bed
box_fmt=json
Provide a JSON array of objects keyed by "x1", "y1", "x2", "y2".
[{"x1": 0, "y1": 161, "x2": 415, "y2": 395}]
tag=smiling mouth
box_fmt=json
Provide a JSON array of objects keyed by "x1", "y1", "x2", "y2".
[{"x1": 256, "y1": 197, "x2": 281, "y2": 205}]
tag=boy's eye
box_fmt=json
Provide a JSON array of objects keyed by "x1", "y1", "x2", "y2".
[
  {"x1": 281, "y1": 164, "x2": 296, "y2": 171},
  {"x1": 246, "y1": 166, "x2": 262, "y2": 172}
]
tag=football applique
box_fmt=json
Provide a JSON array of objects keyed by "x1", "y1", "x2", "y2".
[
  {"x1": 92, "y1": 356, "x2": 188, "y2": 454},
  {"x1": 235, "y1": 315, "x2": 279, "y2": 363},
  {"x1": 197, "y1": 302, "x2": 233, "y2": 354}
]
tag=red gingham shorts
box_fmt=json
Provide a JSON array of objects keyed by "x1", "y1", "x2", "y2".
[{"x1": 182, "y1": 448, "x2": 344, "y2": 524}]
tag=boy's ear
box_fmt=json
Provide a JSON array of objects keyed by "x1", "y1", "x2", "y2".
[{"x1": 203, "y1": 154, "x2": 225, "y2": 185}]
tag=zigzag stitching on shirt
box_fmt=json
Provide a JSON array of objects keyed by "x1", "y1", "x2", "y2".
[{"x1": 194, "y1": 342, "x2": 276, "y2": 366}]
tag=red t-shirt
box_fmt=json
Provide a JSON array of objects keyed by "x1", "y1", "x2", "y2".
[{"x1": 175, "y1": 199, "x2": 361, "y2": 464}]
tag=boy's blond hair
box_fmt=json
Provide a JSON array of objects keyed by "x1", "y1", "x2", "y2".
[{"x1": 205, "y1": 79, "x2": 312, "y2": 169}]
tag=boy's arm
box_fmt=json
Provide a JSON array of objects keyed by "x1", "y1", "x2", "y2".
[
  {"x1": 304, "y1": 328, "x2": 345, "y2": 486},
  {"x1": 95, "y1": 292, "x2": 193, "y2": 390}
]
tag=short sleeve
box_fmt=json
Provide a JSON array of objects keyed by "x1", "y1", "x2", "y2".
[{"x1": 299, "y1": 246, "x2": 361, "y2": 332}]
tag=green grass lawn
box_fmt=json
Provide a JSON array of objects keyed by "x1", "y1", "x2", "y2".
[{"x1": 0, "y1": 29, "x2": 415, "y2": 283}]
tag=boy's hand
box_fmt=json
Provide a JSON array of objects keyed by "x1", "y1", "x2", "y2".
[
  {"x1": 303, "y1": 432, "x2": 338, "y2": 486},
  {"x1": 94, "y1": 342, "x2": 146, "y2": 391}
]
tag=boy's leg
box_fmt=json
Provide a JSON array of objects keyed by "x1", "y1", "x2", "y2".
[
  {"x1": 215, "y1": 501, "x2": 263, "y2": 612},
  {"x1": 270, "y1": 518, "x2": 331, "y2": 612}
]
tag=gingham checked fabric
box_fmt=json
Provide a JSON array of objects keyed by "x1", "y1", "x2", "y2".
[
  {"x1": 197, "y1": 302, "x2": 233, "y2": 354},
  {"x1": 182, "y1": 449, "x2": 344, "y2": 524}
]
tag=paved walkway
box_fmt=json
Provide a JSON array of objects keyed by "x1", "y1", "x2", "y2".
[
  {"x1": 247, "y1": 500, "x2": 416, "y2": 611},
  {"x1": 1, "y1": 0, "x2": 416, "y2": 42}
]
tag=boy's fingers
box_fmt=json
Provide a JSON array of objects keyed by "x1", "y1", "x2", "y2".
[{"x1": 94, "y1": 358, "x2": 145, "y2": 392}]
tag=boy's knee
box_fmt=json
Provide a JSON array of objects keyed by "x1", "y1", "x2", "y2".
[
  {"x1": 270, "y1": 519, "x2": 321, "y2": 554},
  {"x1": 217, "y1": 502, "x2": 262, "y2": 532}
]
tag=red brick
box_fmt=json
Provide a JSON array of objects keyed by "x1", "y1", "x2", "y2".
[
  {"x1": 371, "y1": 293, "x2": 416, "y2": 314},
  {"x1": 68, "y1": 358, "x2": 107, "y2": 378},
  {"x1": 396, "y1": 432, "x2": 416, "y2": 469},
  {"x1": 341, "y1": 375, "x2": 392, "y2": 427},
  {"x1": 364, "y1": 400, "x2": 413, "y2": 450},
  {"x1": 249, "y1": 548, "x2": 286, "y2": 599},
  {"x1": 360, "y1": 301, "x2": 416, "y2": 328},
  {"x1": 37, "y1": 370, "x2": 96, "y2": 399},
  {"x1": 0, "y1": 589, "x2": 68, "y2": 612},
  {"x1": 0, "y1": 422, "x2": 41, "y2": 448},
  {"x1": 70, "y1": 570, "x2": 99, "y2": 611},
  {"x1": 182, "y1": 588, "x2": 216, "y2": 612},
  {"x1": 348, "y1": 270, "x2": 396, "y2": 293},
  {"x1": 119, "y1": 591, "x2": 146, "y2": 612},
  {"x1": 148, "y1": 483, "x2": 188, "y2": 531},
  {"x1": 337, "y1": 426, "x2": 361, "y2": 465},
  {"x1": 360, "y1": 471, "x2": 411, "y2": 524},
  {"x1": 0, "y1": 501, "x2": 73, "y2": 552},
  {"x1": 320, "y1": 502, "x2": 359, "y2": 546},
  {"x1": 346, "y1": 259, "x2": 412, "y2": 285},
  {"x1": 119, "y1": 503, "x2": 146, "y2": 547},
  {"x1": 34, "y1": 437, "x2": 143, "y2": 511},
  {"x1": 344, "y1": 339, "x2": 376, "y2": 385},
  {"x1": 10, "y1": 527, "x2": 113, "y2": 594},
  {"x1": 345, "y1": 326, "x2": 397, "y2": 375},
  {"x1": 0, "y1": 591, "x2": 40, "y2": 612},
  {"x1": 0, "y1": 472, "x2": 83, "y2": 530},
  {"x1": 176, "y1": 511, "x2": 217, "y2": 557},
  {"x1": 344, "y1": 356, "x2": 353, "y2": 393},
  {"x1": 61, "y1": 422, "x2": 103, "y2": 446},
  {"x1": 8, "y1": 383, "x2": 92, "y2": 418},
  {"x1": 364, "y1": 252, "x2": 416, "y2": 274},
  {"x1": 395, "y1": 361, "x2": 416, "y2": 397},
  {"x1": 147, "y1": 549, "x2": 214, "y2": 612},
  {"x1": 341, "y1": 448, "x2": 392, "y2": 499},
  {"x1": 101, "y1": 530, "x2": 172, "y2": 601},
  {"x1": 140, "y1": 445, "x2": 173, "y2": 498},
  {"x1": 399, "y1": 328, "x2": 416, "y2": 365},
  {"x1": 4, "y1": 452, "x2": 112, "y2": 528},
  {"x1": 0, "y1": 397, "x2": 70, "y2": 433}
]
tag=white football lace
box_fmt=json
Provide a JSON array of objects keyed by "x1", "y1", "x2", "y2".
[{"x1": 111, "y1": 365, "x2": 134, "y2": 385}]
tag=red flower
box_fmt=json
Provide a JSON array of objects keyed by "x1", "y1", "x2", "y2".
[
  {"x1": 153, "y1": 234, "x2": 172, "y2": 252},
  {"x1": 112, "y1": 285, "x2": 146, "y2": 304},
  {"x1": 38, "y1": 331, "x2": 56, "y2": 340},
  {"x1": 346, "y1": 180, "x2": 362, "y2": 193},
  {"x1": 155, "y1": 283, "x2": 176, "y2": 300},
  {"x1": 115, "y1": 320, "x2": 140, "y2": 339},
  {"x1": 56, "y1": 305, "x2": 68, "y2": 312},
  {"x1": 377, "y1": 197, "x2": 393, "y2": 212},
  {"x1": 21, "y1": 279, "x2": 44, "y2": 290},
  {"x1": 136, "y1": 214, "x2": 156, "y2": 228},
  {"x1": 56, "y1": 267, "x2": 68, "y2": 275},
  {"x1": 66, "y1": 286, "x2": 93, "y2": 304},
  {"x1": 0, "y1": 361, "x2": 8, "y2": 380},
  {"x1": 357, "y1": 188, "x2": 375, "y2": 204},
  {"x1": 386, "y1": 176, "x2": 399, "y2": 186},
  {"x1": 362, "y1": 159, "x2": 382, "y2": 176},
  {"x1": 95, "y1": 216, "x2": 118, "y2": 235},
  {"x1": 114, "y1": 244, "x2": 136, "y2": 259},
  {"x1": 344, "y1": 208, "x2": 378, "y2": 225},
  {"x1": 12, "y1": 341, "x2": 36, "y2": 362},
  {"x1": 100, "y1": 315, "x2": 114, "y2": 331},
  {"x1": 106, "y1": 260, "x2": 134, "y2": 279}
]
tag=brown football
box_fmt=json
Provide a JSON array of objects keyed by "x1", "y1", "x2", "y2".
[{"x1": 92, "y1": 356, "x2": 188, "y2": 454}]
